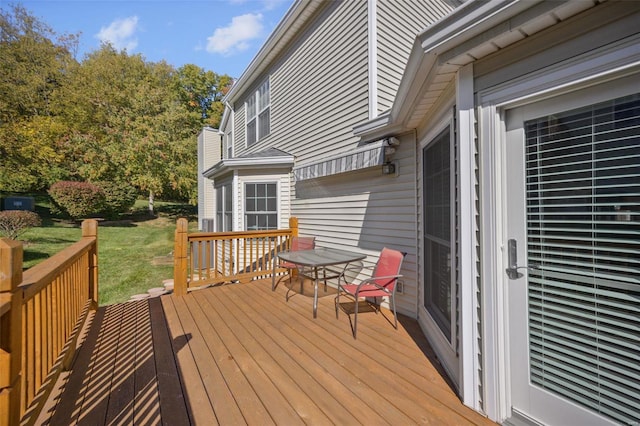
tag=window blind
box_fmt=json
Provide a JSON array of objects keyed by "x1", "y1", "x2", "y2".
[{"x1": 525, "y1": 94, "x2": 639, "y2": 425}]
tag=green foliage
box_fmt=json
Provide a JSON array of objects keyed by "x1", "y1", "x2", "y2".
[
  {"x1": 48, "y1": 181, "x2": 105, "y2": 219},
  {"x1": 0, "y1": 5, "x2": 78, "y2": 192},
  {"x1": 0, "y1": 210, "x2": 42, "y2": 239},
  {"x1": 94, "y1": 181, "x2": 138, "y2": 219},
  {"x1": 174, "y1": 64, "x2": 233, "y2": 127},
  {"x1": 1, "y1": 6, "x2": 230, "y2": 201}
]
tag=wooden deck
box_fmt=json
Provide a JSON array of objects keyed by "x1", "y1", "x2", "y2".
[{"x1": 39, "y1": 278, "x2": 495, "y2": 425}]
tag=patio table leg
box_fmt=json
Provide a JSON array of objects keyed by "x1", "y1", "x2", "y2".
[
  {"x1": 271, "y1": 258, "x2": 276, "y2": 291},
  {"x1": 313, "y1": 266, "x2": 318, "y2": 318}
]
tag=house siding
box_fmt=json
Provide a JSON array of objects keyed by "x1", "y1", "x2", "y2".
[
  {"x1": 216, "y1": 1, "x2": 465, "y2": 317},
  {"x1": 376, "y1": 0, "x2": 454, "y2": 113},
  {"x1": 272, "y1": 0, "x2": 369, "y2": 164},
  {"x1": 292, "y1": 132, "x2": 418, "y2": 316},
  {"x1": 197, "y1": 128, "x2": 221, "y2": 230}
]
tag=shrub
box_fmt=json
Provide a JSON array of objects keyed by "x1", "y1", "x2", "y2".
[
  {"x1": 0, "y1": 210, "x2": 42, "y2": 240},
  {"x1": 48, "y1": 181, "x2": 106, "y2": 219},
  {"x1": 94, "y1": 181, "x2": 138, "y2": 219}
]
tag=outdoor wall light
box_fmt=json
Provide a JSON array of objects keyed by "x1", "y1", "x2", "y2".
[{"x1": 382, "y1": 162, "x2": 396, "y2": 175}]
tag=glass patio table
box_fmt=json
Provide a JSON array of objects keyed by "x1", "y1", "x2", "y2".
[{"x1": 272, "y1": 247, "x2": 366, "y2": 318}]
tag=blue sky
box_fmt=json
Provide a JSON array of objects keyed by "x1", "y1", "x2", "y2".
[{"x1": 14, "y1": 0, "x2": 294, "y2": 78}]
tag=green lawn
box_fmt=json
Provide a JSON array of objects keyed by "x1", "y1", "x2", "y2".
[{"x1": 18, "y1": 198, "x2": 196, "y2": 306}]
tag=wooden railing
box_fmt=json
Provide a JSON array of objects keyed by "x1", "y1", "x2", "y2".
[
  {"x1": 174, "y1": 217, "x2": 299, "y2": 296},
  {"x1": 0, "y1": 220, "x2": 98, "y2": 426}
]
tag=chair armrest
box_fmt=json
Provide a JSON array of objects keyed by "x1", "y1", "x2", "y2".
[{"x1": 356, "y1": 274, "x2": 403, "y2": 290}]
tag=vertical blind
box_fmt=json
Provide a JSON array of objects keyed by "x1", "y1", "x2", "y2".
[{"x1": 525, "y1": 93, "x2": 639, "y2": 424}]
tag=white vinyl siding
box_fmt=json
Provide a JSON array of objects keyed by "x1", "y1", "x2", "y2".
[
  {"x1": 197, "y1": 128, "x2": 222, "y2": 230},
  {"x1": 291, "y1": 134, "x2": 418, "y2": 316},
  {"x1": 270, "y1": 1, "x2": 369, "y2": 163},
  {"x1": 234, "y1": 108, "x2": 245, "y2": 154},
  {"x1": 376, "y1": 0, "x2": 453, "y2": 112}
]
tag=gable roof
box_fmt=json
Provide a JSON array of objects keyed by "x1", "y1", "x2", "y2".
[{"x1": 203, "y1": 147, "x2": 295, "y2": 179}]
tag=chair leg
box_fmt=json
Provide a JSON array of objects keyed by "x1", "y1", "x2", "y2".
[
  {"x1": 353, "y1": 294, "x2": 359, "y2": 339},
  {"x1": 391, "y1": 294, "x2": 397, "y2": 329}
]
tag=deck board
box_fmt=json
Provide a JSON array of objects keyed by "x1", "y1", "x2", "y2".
[{"x1": 42, "y1": 278, "x2": 496, "y2": 425}]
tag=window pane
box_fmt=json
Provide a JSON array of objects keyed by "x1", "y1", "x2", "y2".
[
  {"x1": 224, "y1": 213, "x2": 232, "y2": 231},
  {"x1": 267, "y1": 197, "x2": 277, "y2": 211},
  {"x1": 423, "y1": 127, "x2": 453, "y2": 343},
  {"x1": 258, "y1": 80, "x2": 269, "y2": 110},
  {"x1": 244, "y1": 183, "x2": 277, "y2": 230},
  {"x1": 246, "y1": 215, "x2": 257, "y2": 230},
  {"x1": 246, "y1": 95, "x2": 256, "y2": 119},
  {"x1": 224, "y1": 185, "x2": 232, "y2": 210},
  {"x1": 247, "y1": 119, "x2": 256, "y2": 145},
  {"x1": 258, "y1": 109, "x2": 270, "y2": 139}
]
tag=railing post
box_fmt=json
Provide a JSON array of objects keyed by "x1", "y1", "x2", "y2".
[
  {"x1": 82, "y1": 220, "x2": 99, "y2": 309},
  {"x1": 174, "y1": 218, "x2": 188, "y2": 296},
  {"x1": 289, "y1": 216, "x2": 298, "y2": 238},
  {"x1": 0, "y1": 239, "x2": 23, "y2": 426}
]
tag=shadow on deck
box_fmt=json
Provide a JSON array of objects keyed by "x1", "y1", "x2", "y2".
[{"x1": 39, "y1": 278, "x2": 495, "y2": 425}]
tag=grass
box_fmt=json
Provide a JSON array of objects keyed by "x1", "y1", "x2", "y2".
[{"x1": 18, "y1": 197, "x2": 196, "y2": 306}]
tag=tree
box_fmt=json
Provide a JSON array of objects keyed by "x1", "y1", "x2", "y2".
[
  {"x1": 1, "y1": 6, "x2": 228, "y2": 205},
  {"x1": 174, "y1": 64, "x2": 233, "y2": 128},
  {"x1": 0, "y1": 5, "x2": 78, "y2": 192}
]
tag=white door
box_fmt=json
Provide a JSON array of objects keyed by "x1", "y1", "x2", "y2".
[{"x1": 504, "y1": 90, "x2": 639, "y2": 425}]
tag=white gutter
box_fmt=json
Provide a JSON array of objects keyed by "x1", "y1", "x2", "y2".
[{"x1": 203, "y1": 154, "x2": 295, "y2": 180}]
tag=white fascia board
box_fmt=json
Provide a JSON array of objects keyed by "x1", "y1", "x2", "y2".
[
  {"x1": 352, "y1": 110, "x2": 392, "y2": 138},
  {"x1": 387, "y1": 0, "x2": 585, "y2": 130},
  {"x1": 220, "y1": 103, "x2": 231, "y2": 131}
]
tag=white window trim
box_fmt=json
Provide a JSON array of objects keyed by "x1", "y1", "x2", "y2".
[
  {"x1": 241, "y1": 180, "x2": 279, "y2": 231},
  {"x1": 245, "y1": 78, "x2": 270, "y2": 147}
]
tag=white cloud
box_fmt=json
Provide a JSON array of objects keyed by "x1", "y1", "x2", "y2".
[
  {"x1": 206, "y1": 13, "x2": 263, "y2": 56},
  {"x1": 96, "y1": 16, "x2": 139, "y2": 52}
]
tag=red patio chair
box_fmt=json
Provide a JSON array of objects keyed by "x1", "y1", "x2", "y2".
[
  {"x1": 335, "y1": 247, "x2": 406, "y2": 338},
  {"x1": 272, "y1": 236, "x2": 316, "y2": 291}
]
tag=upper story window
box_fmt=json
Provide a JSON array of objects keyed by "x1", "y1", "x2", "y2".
[
  {"x1": 226, "y1": 131, "x2": 233, "y2": 159},
  {"x1": 246, "y1": 79, "x2": 270, "y2": 146}
]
